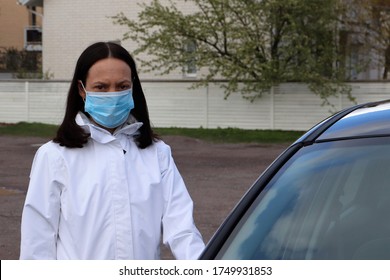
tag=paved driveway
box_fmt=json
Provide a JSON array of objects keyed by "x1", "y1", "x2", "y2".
[{"x1": 0, "y1": 135, "x2": 287, "y2": 259}]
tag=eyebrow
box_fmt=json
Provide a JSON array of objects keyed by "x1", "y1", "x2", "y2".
[
  {"x1": 116, "y1": 80, "x2": 132, "y2": 84},
  {"x1": 91, "y1": 79, "x2": 132, "y2": 86}
]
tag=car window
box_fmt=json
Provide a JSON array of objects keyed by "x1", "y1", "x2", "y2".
[{"x1": 216, "y1": 137, "x2": 390, "y2": 259}]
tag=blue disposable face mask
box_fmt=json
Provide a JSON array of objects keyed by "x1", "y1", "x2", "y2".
[{"x1": 81, "y1": 83, "x2": 135, "y2": 129}]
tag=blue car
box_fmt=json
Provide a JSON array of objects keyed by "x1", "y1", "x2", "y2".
[{"x1": 200, "y1": 100, "x2": 390, "y2": 260}]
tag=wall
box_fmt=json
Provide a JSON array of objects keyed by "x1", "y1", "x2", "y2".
[
  {"x1": 0, "y1": 0, "x2": 29, "y2": 50},
  {"x1": 42, "y1": 0, "x2": 197, "y2": 80},
  {"x1": 0, "y1": 81, "x2": 389, "y2": 131}
]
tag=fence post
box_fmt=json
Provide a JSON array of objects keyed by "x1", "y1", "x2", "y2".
[
  {"x1": 270, "y1": 86, "x2": 275, "y2": 130},
  {"x1": 205, "y1": 84, "x2": 209, "y2": 129},
  {"x1": 25, "y1": 81, "x2": 29, "y2": 122},
  {"x1": 338, "y1": 90, "x2": 343, "y2": 112}
]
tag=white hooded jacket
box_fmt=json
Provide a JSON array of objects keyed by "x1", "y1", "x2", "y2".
[{"x1": 20, "y1": 113, "x2": 205, "y2": 259}]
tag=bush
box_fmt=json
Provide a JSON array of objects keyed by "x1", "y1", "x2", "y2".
[{"x1": 0, "y1": 47, "x2": 42, "y2": 73}]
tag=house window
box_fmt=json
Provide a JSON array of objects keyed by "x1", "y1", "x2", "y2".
[
  {"x1": 184, "y1": 40, "x2": 197, "y2": 77},
  {"x1": 24, "y1": 26, "x2": 42, "y2": 51},
  {"x1": 349, "y1": 45, "x2": 359, "y2": 80}
]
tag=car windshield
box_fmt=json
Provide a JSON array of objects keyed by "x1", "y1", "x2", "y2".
[{"x1": 216, "y1": 137, "x2": 390, "y2": 259}]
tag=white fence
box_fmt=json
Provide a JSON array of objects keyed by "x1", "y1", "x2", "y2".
[{"x1": 0, "y1": 80, "x2": 389, "y2": 131}]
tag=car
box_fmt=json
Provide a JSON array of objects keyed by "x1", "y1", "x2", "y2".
[{"x1": 199, "y1": 99, "x2": 390, "y2": 260}]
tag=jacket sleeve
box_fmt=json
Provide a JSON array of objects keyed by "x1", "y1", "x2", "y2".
[
  {"x1": 20, "y1": 143, "x2": 63, "y2": 259},
  {"x1": 159, "y1": 143, "x2": 205, "y2": 260}
]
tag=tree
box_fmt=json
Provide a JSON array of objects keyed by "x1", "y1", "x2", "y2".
[
  {"x1": 339, "y1": 0, "x2": 390, "y2": 80},
  {"x1": 370, "y1": 0, "x2": 390, "y2": 79},
  {"x1": 113, "y1": 0, "x2": 353, "y2": 105}
]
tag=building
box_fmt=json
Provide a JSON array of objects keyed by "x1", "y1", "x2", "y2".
[
  {"x1": 16, "y1": 0, "x2": 389, "y2": 81},
  {"x1": 0, "y1": 0, "x2": 43, "y2": 78},
  {"x1": 17, "y1": 0, "x2": 196, "y2": 80},
  {"x1": 0, "y1": 0, "x2": 43, "y2": 51}
]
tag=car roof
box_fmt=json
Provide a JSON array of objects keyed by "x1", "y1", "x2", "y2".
[{"x1": 297, "y1": 99, "x2": 390, "y2": 144}]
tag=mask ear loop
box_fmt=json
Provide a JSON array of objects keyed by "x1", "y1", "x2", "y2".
[{"x1": 79, "y1": 81, "x2": 87, "y2": 102}]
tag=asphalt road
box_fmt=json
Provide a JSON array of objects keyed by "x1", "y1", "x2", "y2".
[{"x1": 0, "y1": 134, "x2": 287, "y2": 259}]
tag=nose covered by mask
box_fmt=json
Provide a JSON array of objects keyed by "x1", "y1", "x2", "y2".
[{"x1": 81, "y1": 83, "x2": 135, "y2": 129}]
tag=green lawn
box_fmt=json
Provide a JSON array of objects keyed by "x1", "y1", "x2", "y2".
[
  {"x1": 0, "y1": 122, "x2": 58, "y2": 138},
  {"x1": 0, "y1": 122, "x2": 304, "y2": 144}
]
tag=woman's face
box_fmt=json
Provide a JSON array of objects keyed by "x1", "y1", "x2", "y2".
[
  {"x1": 79, "y1": 57, "x2": 132, "y2": 99},
  {"x1": 78, "y1": 57, "x2": 133, "y2": 132}
]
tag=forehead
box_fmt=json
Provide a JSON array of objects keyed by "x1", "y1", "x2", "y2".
[{"x1": 86, "y1": 58, "x2": 132, "y2": 82}]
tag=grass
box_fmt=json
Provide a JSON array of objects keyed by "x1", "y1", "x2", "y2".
[
  {"x1": 0, "y1": 122, "x2": 304, "y2": 144},
  {"x1": 0, "y1": 122, "x2": 58, "y2": 138}
]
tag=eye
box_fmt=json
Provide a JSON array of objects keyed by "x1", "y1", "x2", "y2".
[
  {"x1": 118, "y1": 84, "x2": 131, "y2": 90},
  {"x1": 93, "y1": 84, "x2": 106, "y2": 91}
]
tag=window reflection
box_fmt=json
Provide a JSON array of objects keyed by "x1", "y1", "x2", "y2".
[{"x1": 217, "y1": 138, "x2": 390, "y2": 260}]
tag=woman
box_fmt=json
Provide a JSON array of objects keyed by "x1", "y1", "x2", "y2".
[{"x1": 20, "y1": 42, "x2": 205, "y2": 260}]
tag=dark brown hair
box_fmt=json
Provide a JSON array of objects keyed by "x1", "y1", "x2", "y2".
[{"x1": 53, "y1": 42, "x2": 158, "y2": 148}]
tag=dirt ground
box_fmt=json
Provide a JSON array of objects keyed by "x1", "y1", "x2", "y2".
[{"x1": 0, "y1": 134, "x2": 288, "y2": 259}]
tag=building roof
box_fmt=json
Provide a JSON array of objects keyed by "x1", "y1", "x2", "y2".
[{"x1": 18, "y1": 0, "x2": 43, "y2": 7}]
